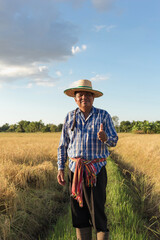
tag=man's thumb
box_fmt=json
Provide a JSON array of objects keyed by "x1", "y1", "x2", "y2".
[
  {"x1": 99, "y1": 123, "x2": 103, "y2": 132},
  {"x1": 61, "y1": 174, "x2": 64, "y2": 181},
  {"x1": 60, "y1": 171, "x2": 64, "y2": 181}
]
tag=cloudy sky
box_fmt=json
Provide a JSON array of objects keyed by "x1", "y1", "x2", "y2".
[{"x1": 0, "y1": 0, "x2": 159, "y2": 126}]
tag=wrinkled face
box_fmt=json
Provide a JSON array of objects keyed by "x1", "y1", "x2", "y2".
[{"x1": 74, "y1": 91, "x2": 94, "y2": 111}]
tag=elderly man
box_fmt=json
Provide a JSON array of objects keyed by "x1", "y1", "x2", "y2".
[{"x1": 57, "y1": 79, "x2": 118, "y2": 240}]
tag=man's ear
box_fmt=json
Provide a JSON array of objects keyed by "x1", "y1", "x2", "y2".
[{"x1": 74, "y1": 97, "x2": 77, "y2": 103}]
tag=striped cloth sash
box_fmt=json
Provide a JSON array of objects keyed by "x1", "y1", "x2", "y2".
[{"x1": 71, "y1": 157, "x2": 106, "y2": 207}]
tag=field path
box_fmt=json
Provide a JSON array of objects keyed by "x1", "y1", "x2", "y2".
[{"x1": 45, "y1": 158, "x2": 158, "y2": 240}]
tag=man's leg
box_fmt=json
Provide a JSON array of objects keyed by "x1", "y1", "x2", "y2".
[
  {"x1": 76, "y1": 227, "x2": 92, "y2": 240},
  {"x1": 97, "y1": 231, "x2": 109, "y2": 240},
  {"x1": 68, "y1": 170, "x2": 92, "y2": 240},
  {"x1": 68, "y1": 167, "x2": 109, "y2": 239},
  {"x1": 91, "y1": 167, "x2": 109, "y2": 239}
]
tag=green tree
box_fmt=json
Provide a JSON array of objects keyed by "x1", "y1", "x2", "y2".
[
  {"x1": 57, "y1": 124, "x2": 63, "y2": 132},
  {"x1": 120, "y1": 121, "x2": 132, "y2": 132},
  {"x1": 132, "y1": 121, "x2": 145, "y2": 134},
  {"x1": 26, "y1": 120, "x2": 44, "y2": 132},
  {"x1": 16, "y1": 120, "x2": 30, "y2": 132},
  {"x1": 41, "y1": 124, "x2": 51, "y2": 132},
  {"x1": 8, "y1": 124, "x2": 17, "y2": 132},
  {"x1": 155, "y1": 121, "x2": 160, "y2": 133},
  {"x1": 50, "y1": 124, "x2": 58, "y2": 132},
  {"x1": 37, "y1": 120, "x2": 45, "y2": 131},
  {"x1": 27, "y1": 122, "x2": 38, "y2": 132},
  {"x1": 0, "y1": 123, "x2": 10, "y2": 132}
]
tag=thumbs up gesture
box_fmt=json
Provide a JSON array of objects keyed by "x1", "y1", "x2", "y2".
[{"x1": 97, "y1": 123, "x2": 107, "y2": 143}]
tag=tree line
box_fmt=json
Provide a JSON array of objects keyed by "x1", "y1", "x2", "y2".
[
  {"x1": 0, "y1": 118, "x2": 160, "y2": 134},
  {"x1": 119, "y1": 120, "x2": 160, "y2": 134},
  {"x1": 112, "y1": 116, "x2": 160, "y2": 134},
  {"x1": 0, "y1": 120, "x2": 63, "y2": 133}
]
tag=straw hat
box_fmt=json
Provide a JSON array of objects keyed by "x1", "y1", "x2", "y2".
[{"x1": 64, "y1": 79, "x2": 103, "y2": 98}]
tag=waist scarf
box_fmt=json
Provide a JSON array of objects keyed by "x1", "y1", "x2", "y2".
[{"x1": 71, "y1": 158, "x2": 105, "y2": 207}]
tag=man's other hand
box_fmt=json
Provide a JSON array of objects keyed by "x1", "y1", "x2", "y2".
[{"x1": 57, "y1": 170, "x2": 66, "y2": 186}]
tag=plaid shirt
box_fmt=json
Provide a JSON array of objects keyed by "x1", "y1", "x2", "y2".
[{"x1": 57, "y1": 106, "x2": 118, "y2": 173}]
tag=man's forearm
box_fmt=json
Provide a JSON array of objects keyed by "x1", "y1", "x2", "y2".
[{"x1": 104, "y1": 135, "x2": 118, "y2": 147}]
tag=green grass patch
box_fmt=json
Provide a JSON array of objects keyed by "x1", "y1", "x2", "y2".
[
  {"x1": 46, "y1": 158, "x2": 159, "y2": 240},
  {"x1": 45, "y1": 205, "x2": 76, "y2": 240},
  {"x1": 105, "y1": 158, "x2": 158, "y2": 240}
]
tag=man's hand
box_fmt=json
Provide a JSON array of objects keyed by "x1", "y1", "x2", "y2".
[
  {"x1": 57, "y1": 170, "x2": 66, "y2": 186},
  {"x1": 97, "y1": 123, "x2": 107, "y2": 143}
]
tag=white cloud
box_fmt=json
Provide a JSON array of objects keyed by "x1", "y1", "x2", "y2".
[
  {"x1": 68, "y1": 74, "x2": 110, "y2": 88},
  {"x1": 39, "y1": 66, "x2": 48, "y2": 72},
  {"x1": 56, "y1": 71, "x2": 62, "y2": 77},
  {"x1": 11, "y1": 83, "x2": 33, "y2": 89},
  {"x1": 93, "y1": 24, "x2": 116, "y2": 32},
  {"x1": 35, "y1": 79, "x2": 56, "y2": 87},
  {"x1": 82, "y1": 45, "x2": 87, "y2": 51},
  {"x1": 91, "y1": 74, "x2": 110, "y2": 82},
  {"x1": 71, "y1": 45, "x2": 87, "y2": 54},
  {"x1": 26, "y1": 83, "x2": 33, "y2": 88},
  {"x1": 0, "y1": 65, "x2": 44, "y2": 79},
  {"x1": 0, "y1": 0, "x2": 78, "y2": 66},
  {"x1": 94, "y1": 25, "x2": 106, "y2": 32},
  {"x1": 69, "y1": 80, "x2": 80, "y2": 87},
  {"x1": 0, "y1": 63, "x2": 58, "y2": 87},
  {"x1": 71, "y1": 46, "x2": 81, "y2": 54},
  {"x1": 91, "y1": 0, "x2": 116, "y2": 12},
  {"x1": 0, "y1": 0, "x2": 80, "y2": 86},
  {"x1": 106, "y1": 25, "x2": 116, "y2": 32}
]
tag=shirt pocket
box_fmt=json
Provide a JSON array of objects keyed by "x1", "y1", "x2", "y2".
[{"x1": 87, "y1": 121, "x2": 100, "y2": 141}]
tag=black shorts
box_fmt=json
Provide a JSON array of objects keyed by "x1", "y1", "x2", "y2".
[{"x1": 68, "y1": 166, "x2": 108, "y2": 231}]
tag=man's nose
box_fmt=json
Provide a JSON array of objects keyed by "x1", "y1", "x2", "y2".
[{"x1": 82, "y1": 94, "x2": 87, "y2": 99}]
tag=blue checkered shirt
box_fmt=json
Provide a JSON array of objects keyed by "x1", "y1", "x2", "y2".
[{"x1": 57, "y1": 106, "x2": 118, "y2": 174}]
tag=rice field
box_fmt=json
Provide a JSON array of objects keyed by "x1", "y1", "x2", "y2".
[
  {"x1": 110, "y1": 133, "x2": 160, "y2": 194},
  {"x1": 0, "y1": 132, "x2": 159, "y2": 239},
  {"x1": 0, "y1": 132, "x2": 69, "y2": 240}
]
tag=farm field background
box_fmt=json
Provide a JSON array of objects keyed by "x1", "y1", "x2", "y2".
[
  {"x1": 0, "y1": 132, "x2": 160, "y2": 239},
  {"x1": 0, "y1": 132, "x2": 68, "y2": 240},
  {"x1": 110, "y1": 133, "x2": 160, "y2": 194}
]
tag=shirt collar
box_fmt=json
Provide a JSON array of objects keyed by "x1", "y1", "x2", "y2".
[
  {"x1": 77, "y1": 106, "x2": 96, "y2": 115},
  {"x1": 76, "y1": 106, "x2": 98, "y2": 122}
]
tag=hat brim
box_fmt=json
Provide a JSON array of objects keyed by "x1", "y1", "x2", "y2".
[{"x1": 64, "y1": 87, "x2": 103, "y2": 98}]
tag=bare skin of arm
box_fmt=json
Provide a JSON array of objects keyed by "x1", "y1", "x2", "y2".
[{"x1": 57, "y1": 170, "x2": 66, "y2": 186}]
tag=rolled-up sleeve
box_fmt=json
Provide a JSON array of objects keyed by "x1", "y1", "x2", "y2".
[
  {"x1": 105, "y1": 114, "x2": 118, "y2": 147},
  {"x1": 57, "y1": 117, "x2": 69, "y2": 170}
]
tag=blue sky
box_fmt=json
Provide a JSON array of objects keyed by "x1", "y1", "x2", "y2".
[{"x1": 0, "y1": 0, "x2": 159, "y2": 126}]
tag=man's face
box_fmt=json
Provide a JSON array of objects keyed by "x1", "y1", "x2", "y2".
[{"x1": 74, "y1": 91, "x2": 94, "y2": 111}]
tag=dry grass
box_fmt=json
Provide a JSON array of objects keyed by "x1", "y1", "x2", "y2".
[
  {"x1": 110, "y1": 133, "x2": 160, "y2": 238},
  {"x1": 111, "y1": 133, "x2": 160, "y2": 194},
  {"x1": 0, "y1": 132, "x2": 68, "y2": 240},
  {"x1": 1, "y1": 132, "x2": 160, "y2": 239},
  {"x1": 0, "y1": 132, "x2": 60, "y2": 165},
  {"x1": 0, "y1": 132, "x2": 61, "y2": 204}
]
